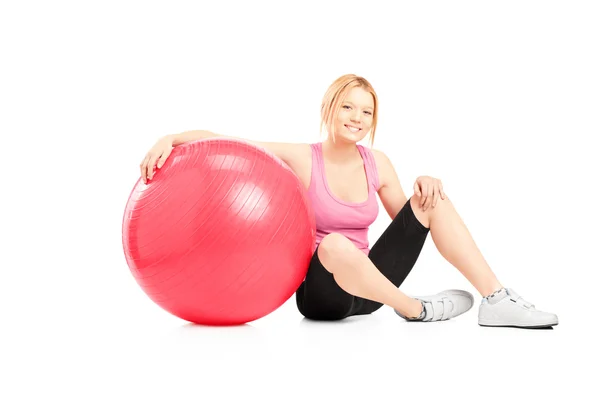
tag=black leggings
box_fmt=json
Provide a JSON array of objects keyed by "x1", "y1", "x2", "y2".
[{"x1": 295, "y1": 198, "x2": 430, "y2": 320}]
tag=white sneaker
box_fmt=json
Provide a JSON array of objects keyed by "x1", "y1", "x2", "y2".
[
  {"x1": 478, "y1": 288, "x2": 558, "y2": 328},
  {"x1": 395, "y1": 289, "x2": 474, "y2": 322}
]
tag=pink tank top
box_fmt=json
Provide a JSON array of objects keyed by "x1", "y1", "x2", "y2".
[{"x1": 306, "y1": 142, "x2": 380, "y2": 255}]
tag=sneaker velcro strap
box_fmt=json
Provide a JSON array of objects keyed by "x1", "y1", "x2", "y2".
[
  {"x1": 516, "y1": 297, "x2": 535, "y2": 309},
  {"x1": 442, "y1": 297, "x2": 452, "y2": 320},
  {"x1": 508, "y1": 289, "x2": 535, "y2": 309},
  {"x1": 429, "y1": 300, "x2": 446, "y2": 321},
  {"x1": 441, "y1": 297, "x2": 452, "y2": 321}
]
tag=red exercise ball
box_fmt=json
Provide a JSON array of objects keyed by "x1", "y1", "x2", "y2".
[{"x1": 122, "y1": 138, "x2": 316, "y2": 325}]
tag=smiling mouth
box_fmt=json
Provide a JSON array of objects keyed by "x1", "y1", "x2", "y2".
[{"x1": 345, "y1": 125, "x2": 361, "y2": 133}]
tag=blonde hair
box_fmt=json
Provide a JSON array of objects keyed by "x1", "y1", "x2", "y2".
[{"x1": 320, "y1": 74, "x2": 379, "y2": 147}]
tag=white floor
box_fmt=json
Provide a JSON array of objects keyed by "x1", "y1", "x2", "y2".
[{"x1": 4, "y1": 276, "x2": 596, "y2": 399}]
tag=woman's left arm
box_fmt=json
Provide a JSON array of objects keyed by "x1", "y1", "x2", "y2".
[{"x1": 373, "y1": 149, "x2": 409, "y2": 220}]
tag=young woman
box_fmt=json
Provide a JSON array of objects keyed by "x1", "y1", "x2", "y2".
[{"x1": 139, "y1": 74, "x2": 558, "y2": 328}]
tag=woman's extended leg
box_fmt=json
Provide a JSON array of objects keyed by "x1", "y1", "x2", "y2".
[
  {"x1": 409, "y1": 195, "x2": 503, "y2": 297},
  {"x1": 410, "y1": 195, "x2": 558, "y2": 328}
]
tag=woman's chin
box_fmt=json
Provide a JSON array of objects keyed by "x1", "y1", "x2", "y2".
[
  {"x1": 343, "y1": 133, "x2": 367, "y2": 143},
  {"x1": 334, "y1": 131, "x2": 366, "y2": 144}
]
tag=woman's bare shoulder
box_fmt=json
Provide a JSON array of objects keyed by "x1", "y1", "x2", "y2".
[
  {"x1": 370, "y1": 148, "x2": 392, "y2": 167},
  {"x1": 369, "y1": 148, "x2": 397, "y2": 188}
]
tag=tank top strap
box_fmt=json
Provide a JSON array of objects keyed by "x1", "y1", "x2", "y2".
[
  {"x1": 308, "y1": 143, "x2": 323, "y2": 192},
  {"x1": 357, "y1": 144, "x2": 380, "y2": 192}
]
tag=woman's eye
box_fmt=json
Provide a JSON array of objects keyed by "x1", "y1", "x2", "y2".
[{"x1": 343, "y1": 105, "x2": 371, "y2": 115}]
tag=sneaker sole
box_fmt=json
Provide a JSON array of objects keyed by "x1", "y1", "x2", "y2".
[{"x1": 478, "y1": 320, "x2": 558, "y2": 329}]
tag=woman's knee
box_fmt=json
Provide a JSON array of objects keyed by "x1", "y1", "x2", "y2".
[{"x1": 317, "y1": 233, "x2": 356, "y2": 272}]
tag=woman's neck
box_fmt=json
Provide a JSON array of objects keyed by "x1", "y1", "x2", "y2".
[{"x1": 321, "y1": 138, "x2": 360, "y2": 165}]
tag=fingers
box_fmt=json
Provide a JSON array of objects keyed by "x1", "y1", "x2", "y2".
[
  {"x1": 147, "y1": 154, "x2": 160, "y2": 180},
  {"x1": 416, "y1": 178, "x2": 446, "y2": 212},
  {"x1": 139, "y1": 140, "x2": 174, "y2": 184},
  {"x1": 420, "y1": 183, "x2": 428, "y2": 208},
  {"x1": 140, "y1": 152, "x2": 160, "y2": 183},
  {"x1": 426, "y1": 181, "x2": 445, "y2": 210},
  {"x1": 413, "y1": 181, "x2": 421, "y2": 197},
  {"x1": 423, "y1": 184, "x2": 434, "y2": 211},
  {"x1": 140, "y1": 155, "x2": 150, "y2": 184},
  {"x1": 157, "y1": 147, "x2": 172, "y2": 169}
]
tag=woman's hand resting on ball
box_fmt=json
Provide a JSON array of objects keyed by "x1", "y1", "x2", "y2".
[{"x1": 140, "y1": 136, "x2": 175, "y2": 184}]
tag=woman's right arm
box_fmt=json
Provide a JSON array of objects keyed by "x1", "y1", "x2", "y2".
[
  {"x1": 139, "y1": 130, "x2": 212, "y2": 183},
  {"x1": 139, "y1": 130, "x2": 310, "y2": 184},
  {"x1": 169, "y1": 129, "x2": 222, "y2": 146}
]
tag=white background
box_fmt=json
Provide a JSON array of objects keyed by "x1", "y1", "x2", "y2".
[{"x1": 2, "y1": 0, "x2": 599, "y2": 398}]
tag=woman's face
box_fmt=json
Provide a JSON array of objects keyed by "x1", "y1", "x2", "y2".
[{"x1": 333, "y1": 86, "x2": 374, "y2": 144}]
